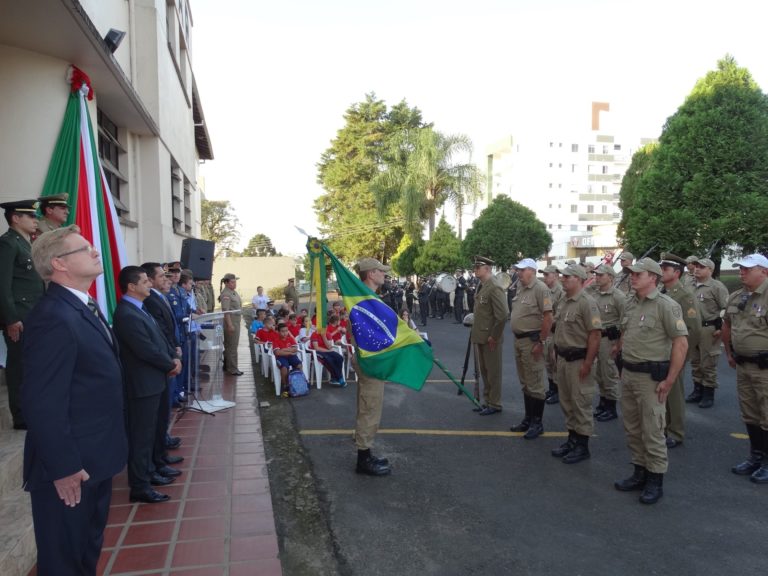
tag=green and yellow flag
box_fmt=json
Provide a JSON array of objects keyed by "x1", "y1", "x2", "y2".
[
  {"x1": 307, "y1": 238, "x2": 327, "y2": 331},
  {"x1": 319, "y1": 242, "x2": 433, "y2": 390}
]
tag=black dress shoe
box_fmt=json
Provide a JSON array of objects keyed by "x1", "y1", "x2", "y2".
[
  {"x1": 665, "y1": 436, "x2": 681, "y2": 449},
  {"x1": 165, "y1": 437, "x2": 182, "y2": 450},
  {"x1": 228, "y1": 370, "x2": 244, "y2": 376},
  {"x1": 356, "y1": 455, "x2": 391, "y2": 476},
  {"x1": 156, "y1": 465, "x2": 181, "y2": 477},
  {"x1": 12, "y1": 422, "x2": 27, "y2": 431},
  {"x1": 750, "y1": 466, "x2": 768, "y2": 484},
  {"x1": 163, "y1": 454, "x2": 184, "y2": 465},
  {"x1": 478, "y1": 406, "x2": 501, "y2": 416},
  {"x1": 130, "y1": 489, "x2": 170, "y2": 504},
  {"x1": 150, "y1": 473, "x2": 175, "y2": 486}
]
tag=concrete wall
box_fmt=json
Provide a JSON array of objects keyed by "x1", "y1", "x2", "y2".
[{"x1": 212, "y1": 257, "x2": 296, "y2": 306}]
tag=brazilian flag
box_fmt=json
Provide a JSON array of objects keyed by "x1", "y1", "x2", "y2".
[{"x1": 321, "y1": 243, "x2": 433, "y2": 391}]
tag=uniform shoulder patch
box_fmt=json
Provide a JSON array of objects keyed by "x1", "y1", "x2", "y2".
[
  {"x1": 676, "y1": 319, "x2": 686, "y2": 331},
  {"x1": 687, "y1": 307, "x2": 697, "y2": 318},
  {"x1": 592, "y1": 317, "x2": 602, "y2": 328},
  {"x1": 543, "y1": 298, "x2": 552, "y2": 307},
  {"x1": 672, "y1": 306, "x2": 681, "y2": 319}
]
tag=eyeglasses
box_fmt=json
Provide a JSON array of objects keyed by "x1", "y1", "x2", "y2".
[{"x1": 55, "y1": 244, "x2": 95, "y2": 258}]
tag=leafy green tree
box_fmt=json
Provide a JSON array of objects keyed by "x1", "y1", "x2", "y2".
[
  {"x1": 241, "y1": 233, "x2": 280, "y2": 257},
  {"x1": 314, "y1": 94, "x2": 421, "y2": 263},
  {"x1": 617, "y1": 142, "x2": 657, "y2": 243},
  {"x1": 621, "y1": 55, "x2": 768, "y2": 257},
  {"x1": 372, "y1": 127, "x2": 483, "y2": 238},
  {"x1": 201, "y1": 197, "x2": 240, "y2": 260},
  {"x1": 391, "y1": 235, "x2": 423, "y2": 277},
  {"x1": 461, "y1": 195, "x2": 551, "y2": 270},
  {"x1": 413, "y1": 218, "x2": 465, "y2": 274}
]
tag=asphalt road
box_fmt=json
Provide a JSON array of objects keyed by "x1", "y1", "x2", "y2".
[{"x1": 274, "y1": 315, "x2": 766, "y2": 576}]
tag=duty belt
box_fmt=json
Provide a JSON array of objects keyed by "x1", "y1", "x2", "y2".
[
  {"x1": 514, "y1": 330, "x2": 541, "y2": 343},
  {"x1": 601, "y1": 326, "x2": 620, "y2": 340},
  {"x1": 702, "y1": 318, "x2": 723, "y2": 329},
  {"x1": 622, "y1": 359, "x2": 670, "y2": 382},
  {"x1": 554, "y1": 346, "x2": 587, "y2": 362},
  {"x1": 733, "y1": 353, "x2": 768, "y2": 369}
]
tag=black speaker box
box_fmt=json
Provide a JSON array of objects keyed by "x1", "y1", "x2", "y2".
[{"x1": 181, "y1": 238, "x2": 215, "y2": 280}]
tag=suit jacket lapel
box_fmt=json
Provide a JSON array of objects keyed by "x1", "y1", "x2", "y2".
[{"x1": 49, "y1": 283, "x2": 118, "y2": 355}]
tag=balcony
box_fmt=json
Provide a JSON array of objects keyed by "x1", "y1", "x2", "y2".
[{"x1": 578, "y1": 213, "x2": 620, "y2": 222}]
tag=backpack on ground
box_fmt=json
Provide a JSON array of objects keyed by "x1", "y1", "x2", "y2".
[{"x1": 287, "y1": 368, "x2": 310, "y2": 398}]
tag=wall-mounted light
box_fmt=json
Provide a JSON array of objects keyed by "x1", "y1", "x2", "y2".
[{"x1": 104, "y1": 29, "x2": 126, "y2": 54}]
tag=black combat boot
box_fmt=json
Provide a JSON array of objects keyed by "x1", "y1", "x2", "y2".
[
  {"x1": 614, "y1": 464, "x2": 647, "y2": 491},
  {"x1": 596, "y1": 399, "x2": 618, "y2": 422},
  {"x1": 639, "y1": 472, "x2": 664, "y2": 504},
  {"x1": 523, "y1": 398, "x2": 545, "y2": 440},
  {"x1": 545, "y1": 379, "x2": 559, "y2": 405},
  {"x1": 356, "y1": 449, "x2": 391, "y2": 476},
  {"x1": 593, "y1": 396, "x2": 606, "y2": 417},
  {"x1": 751, "y1": 428, "x2": 768, "y2": 484},
  {"x1": 685, "y1": 382, "x2": 703, "y2": 403},
  {"x1": 562, "y1": 434, "x2": 590, "y2": 464},
  {"x1": 510, "y1": 395, "x2": 531, "y2": 432},
  {"x1": 732, "y1": 424, "x2": 764, "y2": 475},
  {"x1": 698, "y1": 386, "x2": 715, "y2": 409},
  {"x1": 552, "y1": 430, "x2": 575, "y2": 457}
]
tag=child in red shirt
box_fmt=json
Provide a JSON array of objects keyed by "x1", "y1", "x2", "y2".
[{"x1": 309, "y1": 315, "x2": 346, "y2": 387}]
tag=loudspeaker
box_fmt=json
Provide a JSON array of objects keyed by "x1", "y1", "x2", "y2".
[{"x1": 181, "y1": 238, "x2": 215, "y2": 280}]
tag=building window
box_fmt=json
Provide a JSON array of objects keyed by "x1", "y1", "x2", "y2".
[
  {"x1": 587, "y1": 205, "x2": 594, "y2": 214},
  {"x1": 549, "y1": 142, "x2": 553, "y2": 147},
  {"x1": 549, "y1": 183, "x2": 553, "y2": 188},
  {"x1": 614, "y1": 144, "x2": 622, "y2": 150},
  {"x1": 558, "y1": 224, "x2": 562, "y2": 229},
  {"x1": 570, "y1": 224, "x2": 578, "y2": 231},
  {"x1": 97, "y1": 109, "x2": 128, "y2": 216},
  {"x1": 602, "y1": 185, "x2": 608, "y2": 193},
  {"x1": 602, "y1": 205, "x2": 608, "y2": 214},
  {"x1": 602, "y1": 165, "x2": 609, "y2": 174},
  {"x1": 587, "y1": 225, "x2": 594, "y2": 231},
  {"x1": 588, "y1": 145, "x2": 595, "y2": 153},
  {"x1": 602, "y1": 145, "x2": 609, "y2": 154},
  {"x1": 572, "y1": 144, "x2": 579, "y2": 152},
  {"x1": 571, "y1": 164, "x2": 576, "y2": 172},
  {"x1": 548, "y1": 203, "x2": 553, "y2": 209},
  {"x1": 558, "y1": 163, "x2": 562, "y2": 168},
  {"x1": 549, "y1": 162, "x2": 553, "y2": 167},
  {"x1": 571, "y1": 205, "x2": 577, "y2": 213},
  {"x1": 558, "y1": 183, "x2": 562, "y2": 188}
]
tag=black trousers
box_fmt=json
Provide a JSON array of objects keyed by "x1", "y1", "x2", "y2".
[
  {"x1": 3, "y1": 332, "x2": 24, "y2": 425},
  {"x1": 454, "y1": 291, "x2": 465, "y2": 322},
  {"x1": 30, "y1": 476, "x2": 113, "y2": 576},
  {"x1": 418, "y1": 298, "x2": 429, "y2": 325},
  {"x1": 126, "y1": 393, "x2": 162, "y2": 493},
  {"x1": 406, "y1": 294, "x2": 414, "y2": 314},
  {"x1": 153, "y1": 378, "x2": 173, "y2": 469}
]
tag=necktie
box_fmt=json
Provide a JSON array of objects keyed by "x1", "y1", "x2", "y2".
[{"x1": 88, "y1": 298, "x2": 113, "y2": 343}]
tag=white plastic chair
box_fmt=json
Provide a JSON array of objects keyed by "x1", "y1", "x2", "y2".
[
  {"x1": 266, "y1": 348, "x2": 281, "y2": 396},
  {"x1": 339, "y1": 335, "x2": 356, "y2": 381}
]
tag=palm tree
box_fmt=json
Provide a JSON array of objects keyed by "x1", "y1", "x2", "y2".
[{"x1": 372, "y1": 127, "x2": 483, "y2": 238}]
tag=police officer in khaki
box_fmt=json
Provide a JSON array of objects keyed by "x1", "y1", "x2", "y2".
[
  {"x1": 659, "y1": 253, "x2": 701, "y2": 448},
  {"x1": 35, "y1": 193, "x2": 70, "y2": 235},
  {"x1": 352, "y1": 258, "x2": 393, "y2": 476},
  {"x1": 284, "y1": 278, "x2": 298, "y2": 310},
  {"x1": 682, "y1": 255, "x2": 697, "y2": 289},
  {"x1": 614, "y1": 251, "x2": 634, "y2": 294},
  {"x1": 469, "y1": 256, "x2": 509, "y2": 416},
  {"x1": 613, "y1": 258, "x2": 688, "y2": 504},
  {"x1": 509, "y1": 258, "x2": 553, "y2": 439},
  {"x1": 219, "y1": 273, "x2": 243, "y2": 375},
  {"x1": 686, "y1": 256, "x2": 729, "y2": 408},
  {"x1": 539, "y1": 265, "x2": 563, "y2": 405},
  {"x1": 551, "y1": 265, "x2": 601, "y2": 463},
  {"x1": 590, "y1": 263, "x2": 626, "y2": 422},
  {"x1": 722, "y1": 254, "x2": 768, "y2": 484},
  {"x1": 0, "y1": 200, "x2": 45, "y2": 429}
]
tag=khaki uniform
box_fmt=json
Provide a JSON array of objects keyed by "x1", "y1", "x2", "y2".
[
  {"x1": 593, "y1": 286, "x2": 626, "y2": 401},
  {"x1": 614, "y1": 270, "x2": 632, "y2": 295},
  {"x1": 725, "y1": 279, "x2": 768, "y2": 429},
  {"x1": 219, "y1": 287, "x2": 242, "y2": 373},
  {"x1": 510, "y1": 278, "x2": 553, "y2": 400},
  {"x1": 682, "y1": 272, "x2": 696, "y2": 290},
  {"x1": 470, "y1": 276, "x2": 509, "y2": 410},
  {"x1": 194, "y1": 284, "x2": 208, "y2": 314},
  {"x1": 35, "y1": 217, "x2": 60, "y2": 235},
  {"x1": 205, "y1": 283, "x2": 215, "y2": 313},
  {"x1": 351, "y1": 351, "x2": 385, "y2": 450},
  {"x1": 620, "y1": 289, "x2": 688, "y2": 473},
  {"x1": 0, "y1": 229, "x2": 45, "y2": 426},
  {"x1": 554, "y1": 290, "x2": 602, "y2": 436},
  {"x1": 662, "y1": 281, "x2": 701, "y2": 442},
  {"x1": 544, "y1": 282, "x2": 564, "y2": 385},
  {"x1": 284, "y1": 283, "x2": 298, "y2": 307},
  {"x1": 691, "y1": 278, "x2": 729, "y2": 389}
]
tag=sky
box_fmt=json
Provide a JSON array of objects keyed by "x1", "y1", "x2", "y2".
[{"x1": 191, "y1": 0, "x2": 768, "y2": 256}]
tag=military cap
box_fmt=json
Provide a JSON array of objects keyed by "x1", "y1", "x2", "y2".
[
  {"x1": 222, "y1": 273, "x2": 239, "y2": 281},
  {"x1": 356, "y1": 257, "x2": 391, "y2": 273},
  {"x1": 659, "y1": 252, "x2": 687, "y2": 267},
  {"x1": 560, "y1": 265, "x2": 587, "y2": 280},
  {"x1": 539, "y1": 265, "x2": 560, "y2": 274},
  {"x1": 288, "y1": 278, "x2": 295, "y2": 282},
  {"x1": 473, "y1": 255, "x2": 495, "y2": 267},
  {"x1": 685, "y1": 255, "x2": 698, "y2": 264},
  {"x1": 690, "y1": 256, "x2": 715, "y2": 269},
  {"x1": 619, "y1": 251, "x2": 635, "y2": 262},
  {"x1": 38, "y1": 193, "x2": 69, "y2": 207},
  {"x1": 455, "y1": 268, "x2": 464, "y2": 273},
  {"x1": 592, "y1": 264, "x2": 616, "y2": 277},
  {"x1": 629, "y1": 257, "x2": 662, "y2": 276},
  {"x1": 733, "y1": 254, "x2": 768, "y2": 269},
  {"x1": 513, "y1": 257, "x2": 537, "y2": 270},
  {"x1": 166, "y1": 261, "x2": 181, "y2": 272},
  {"x1": 565, "y1": 259, "x2": 578, "y2": 266},
  {"x1": 0, "y1": 199, "x2": 39, "y2": 214}
]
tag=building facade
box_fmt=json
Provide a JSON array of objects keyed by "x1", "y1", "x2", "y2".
[
  {"x1": 0, "y1": 0, "x2": 213, "y2": 262},
  {"x1": 484, "y1": 102, "x2": 654, "y2": 260}
]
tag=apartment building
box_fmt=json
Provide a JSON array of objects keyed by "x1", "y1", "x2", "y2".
[
  {"x1": 0, "y1": 0, "x2": 213, "y2": 262},
  {"x1": 484, "y1": 103, "x2": 654, "y2": 260}
]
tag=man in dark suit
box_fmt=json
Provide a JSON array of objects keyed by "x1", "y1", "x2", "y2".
[
  {"x1": 22, "y1": 225, "x2": 127, "y2": 575},
  {"x1": 113, "y1": 266, "x2": 181, "y2": 504},
  {"x1": 141, "y1": 262, "x2": 183, "y2": 464}
]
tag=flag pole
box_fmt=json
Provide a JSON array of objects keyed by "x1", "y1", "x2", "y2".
[{"x1": 432, "y1": 357, "x2": 482, "y2": 408}]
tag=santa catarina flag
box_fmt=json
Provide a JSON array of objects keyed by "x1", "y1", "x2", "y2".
[{"x1": 321, "y1": 243, "x2": 433, "y2": 390}]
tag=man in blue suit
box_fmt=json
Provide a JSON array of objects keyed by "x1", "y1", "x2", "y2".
[
  {"x1": 22, "y1": 225, "x2": 127, "y2": 576},
  {"x1": 112, "y1": 266, "x2": 181, "y2": 504}
]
